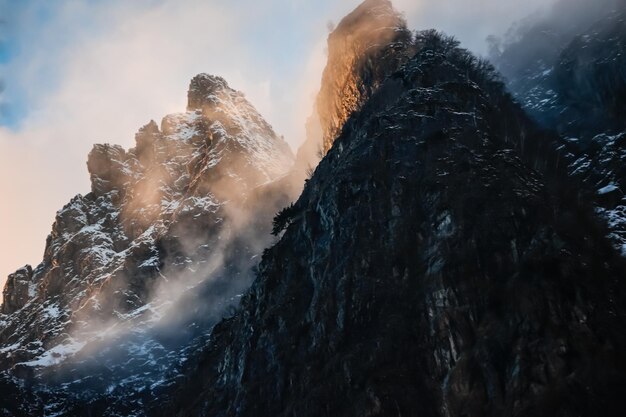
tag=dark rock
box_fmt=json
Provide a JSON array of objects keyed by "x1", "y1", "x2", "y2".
[
  {"x1": 553, "y1": 10, "x2": 626, "y2": 136},
  {"x1": 159, "y1": 29, "x2": 626, "y2": 417},
  {"x1": 1, "y1": 265, "x2": 33, "y2": 314},
  {"x1": 87, "y1": 144, "x2": 129, "y2": 195}
]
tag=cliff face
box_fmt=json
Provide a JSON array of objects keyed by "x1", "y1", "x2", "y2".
[
  {"x1": 0, "y1": 74, "x2": 293, "y2": 414},
  {"x1": 1, "y1": 266, "x2": 33, "y2": 315},
  {"x1": 2, "y1": 1, "x2": 626, "y2": 416},
  {"x1": 273, "y1": 0, "x2": 416, "y2": 218},
  {"x1": 161, "y1": 30, "x2": 626, "y2": 417},
  {"x1": 295, "y1": 0, "x2": 414, "y2": 172}
]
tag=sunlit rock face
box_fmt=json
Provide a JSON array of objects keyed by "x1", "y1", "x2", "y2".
[
  {"x1": 491, "y1": 4, "x2": 626, "y2": 255},
  {"x1": 0, "y1": 74, "x2": 293, "y2": 414},
  {"x1": 159, "y1": 28, "x2": 626, "y2": 417},
  {"x1": 296, "y1": 0, "x2": 414, "y2": 172},
  {"x1": 317, "y1": 0, "x2": 412, "y2": 154}
]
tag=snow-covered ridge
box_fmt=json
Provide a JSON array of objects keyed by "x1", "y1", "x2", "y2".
[{"x1": 0, "y1": 74, "x2": 294, "y2": 405}]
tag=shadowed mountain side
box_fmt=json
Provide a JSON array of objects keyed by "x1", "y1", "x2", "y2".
[{"x1": 156, "y1": 30, "x2": 626, "y2": 417}]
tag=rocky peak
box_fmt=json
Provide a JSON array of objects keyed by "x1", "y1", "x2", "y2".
[
  {"x1": 187, "y1": 73, "x2": 231, "y2": 111},
  {"x1": 86, "y1": 143, "x2": 129, "y2": 195},
  {"x1": 332, "y1": 0, "x2": 398, "y2": 35},
  {"x1": 315, "y1": 0, "x2": 412, "y2": 154},
  {"x1": 134, "y1": 120, "x2": 162, "y2": 165},
  {"x1": 159, "y1": 29, "x2": 626, "y2": 417},
  {"x1": 294, "y1": 0, "x2": 413, "y2": 176}
]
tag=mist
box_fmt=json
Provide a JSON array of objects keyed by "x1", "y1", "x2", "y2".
[
  {"x1": 0, "y1": 0, "x2": 562, "y2": 292},
  {"x1": 489, "y1": 0, "x2": 624, "y2": 76},
  {"x1": 17, "y1": 76, "x2": 296, "y2": 394}
]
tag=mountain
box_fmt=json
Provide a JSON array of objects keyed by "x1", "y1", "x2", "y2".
[
  {"x1": 155, "y1": 6, "x2": 626, "y2": 417},
  {"x1": 487, "y1": 0, "x2": 623, "y2": 128},
  {"x1": 294, "y1": 0, "x2": 414, "y2": 172},
  {"x1": 490, "y1": 1, "x2": 626, "y2": 255},
  {"x1": 3, "y1": 0, "x2": 626, "y2": 416},
  {"x1": 0, "y1": 74, "x2": 293, "y2": 415}
]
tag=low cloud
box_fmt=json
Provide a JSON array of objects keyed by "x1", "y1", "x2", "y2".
[{"x1": 395, "y1": 0, "x2": 558, "y2": 55}]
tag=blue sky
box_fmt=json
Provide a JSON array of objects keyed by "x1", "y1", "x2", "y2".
[{"x1": 0, "y1": 0, "x2": 554, "y2": 288}]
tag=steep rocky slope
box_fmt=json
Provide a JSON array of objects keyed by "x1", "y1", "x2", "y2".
[
  {"x1": 488, "y1": 0, "x2": 623, "y2": 129},
  {"x1": 491, "y1": 2, "x2": 626, "y2": 254},
  {"x1": 0, "y1": 74, "x2": 293, "y2": 414},
  {"x1": 314, "y1": 0, "x2": 412, "y2": 154},
  {"x1": 159, "y1": 29, "x2": 626, "y2": 417}
]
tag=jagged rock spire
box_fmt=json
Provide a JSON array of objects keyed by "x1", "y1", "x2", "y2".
[
  {"x1": 187, "y1": 74, "x2": 231, "y2": 111},
  {"x1": 317, "y1": 0, "x2": 410, "y2": 153}
]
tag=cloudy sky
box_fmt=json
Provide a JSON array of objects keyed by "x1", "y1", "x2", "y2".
[{"x1": 0, "y1": 0, "x2": 555, "y2": 288}]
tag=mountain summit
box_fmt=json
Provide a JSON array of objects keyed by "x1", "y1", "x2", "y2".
[{"x1": 0, "y1": 73, "x2": 293, "y2": 415}]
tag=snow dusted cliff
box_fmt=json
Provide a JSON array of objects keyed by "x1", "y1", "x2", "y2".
[{"x1": 0, "y1": 73, "x2": 293, "y2": 414}]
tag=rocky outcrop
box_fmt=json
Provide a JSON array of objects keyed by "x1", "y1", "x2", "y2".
[
  {"x1": 488, "y1": 0, "x2": 623, "y2": 131},
  {"x1": 160, "y1": 30, "x2": 626, "y2": 417},
  {"x1": 87, "y1": 144, "x2": 130, "y2": 195},
  {"x1": 295, "y1": 0, "x2": 414, "y2": 172},
  {"x1": 187, "y1": 73, "x2": 231, "y2": 111},
  {"x1": 1, "y1": 266, "x2": 34, "y2": 315},
  {"x1": 553, "y1": 10, "x2": 626, "y2": 136}
]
